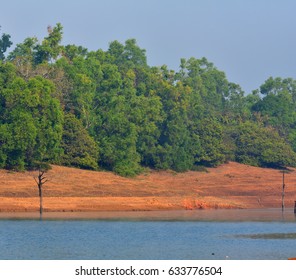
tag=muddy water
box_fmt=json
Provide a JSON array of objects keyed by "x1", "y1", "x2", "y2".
[{"x1": 0, "y1": 209, "x2": 295, "y2": 260}]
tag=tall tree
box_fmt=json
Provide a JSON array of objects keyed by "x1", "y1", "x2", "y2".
[
  {"x1": 0, "y1": 63, "x2": 63, "y2": 170},
  {"x1": 0, "y1": 27, "x2": 12, "y2": 61},
  {"x1": 34, "y1": 23, "x2": 63, "y2": 64}
]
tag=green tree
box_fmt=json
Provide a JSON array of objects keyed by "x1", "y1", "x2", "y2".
[
  {"x1": 150, "y1": 73, "x2": 197, "y2": 171},
  {"x1": 34, "y1": 23, "x2": 63, "y2": 64},
  {"x1": 194, "y1": 118, "x2": 225, "y2": 167},
  {"x1": 108, "y1": 39, "x2": 147, "y2": 70},
  {"x1": 252, "y1": 77, "x2": 296, "y2": 155},
  {"x1": 63, "y1": 44, "x2": 88, "y2": 61},
  {"x1": 5, "y1": 25, "x2": 296, "y2": 176},
  {"x1": 179, "y1": 57, "x2": 229, "y2": 115},
  {"x1": 0, "y1": 27, "x2": 12, "y2": 60},
  {"x1": 252, "y1": 78, "x2": 296, "y2": 130},
  {"x1": 94, "y1": 64, "x2": 141, "y2": 176},
  {"x1": 61, "y1": 114, "x2": 99, "y2": 170},
  {"x1": 230, "y1": 122, "x2": 296, "y2": 168},
  {"x1": 0, "y1": 63, "x2": 63, "y2": 170}
]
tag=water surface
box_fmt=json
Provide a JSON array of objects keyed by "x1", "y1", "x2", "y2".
[{"x1": 0, "y1": 209, "x2": 295, "y2": 260}]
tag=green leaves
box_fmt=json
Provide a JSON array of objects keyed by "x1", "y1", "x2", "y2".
[
  {"x1": 194, "y1": 118, "x2": 225, "y2": 167},
  {"x1": 0, "y1": 63, "x2": 63, "y2": 170},
  {"x1": 0, "y1": 27, "x2": 12, "y2": 61},
  {"x1": 61, "y1": 114, "x2": 99, "y2": 170},
  {"x1": 34, "y1": 23, "x2": 63, "y2": 64},
  {"x1": 2, "y1": 24, "x2": 296, "y2": 176},
  {"x1": 229, "y1": 122, "x2": 296, "y2": 168}
]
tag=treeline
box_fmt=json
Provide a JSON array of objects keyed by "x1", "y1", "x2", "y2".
[{"x1": 1, "y1": 23, "x2": 296, "y2": 176}]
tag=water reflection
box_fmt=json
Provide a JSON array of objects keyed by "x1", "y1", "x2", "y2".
[
  {"x1": 0, "y1": 208, "x2": 296, "y2": 222},
  {"x1": 236, "y1": 233, "x2": 296, "y2": 239}
]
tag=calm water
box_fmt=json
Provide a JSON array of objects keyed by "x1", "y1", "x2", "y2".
[{"x1": 0, "y1": 209, "x2": 296, "y2": 260}]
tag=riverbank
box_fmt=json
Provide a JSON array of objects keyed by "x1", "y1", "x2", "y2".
[
  {"x1": 1, "y1": 162, "x2": 296, "y2": 212},
  {"x1": 0, "y1": 208, "x2": 295, "y2": 222}
]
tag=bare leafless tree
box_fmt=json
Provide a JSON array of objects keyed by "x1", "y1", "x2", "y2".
[{"x1": 34, "y1": 169, "x2": 48, "y2": 218}]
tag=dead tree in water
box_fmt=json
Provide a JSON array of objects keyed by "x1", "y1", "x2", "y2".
[
  {"x1": 281, "y1": 169, "x2": 292, "y2": 211},
  {"x1": 282, "y1": 170, "x2": 285, "y2": 212},
  {"x1": 34, "y1": 169, "x2": 48, "y2": 218}
]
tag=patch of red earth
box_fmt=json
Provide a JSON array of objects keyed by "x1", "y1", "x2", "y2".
[{"x1": 0, "y1": 162, "x2": 295, "y2": 212}]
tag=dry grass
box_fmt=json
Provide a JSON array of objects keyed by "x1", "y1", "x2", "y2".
[{"x1": 0, "y1": 162, "x2": 296, "y2": 212}]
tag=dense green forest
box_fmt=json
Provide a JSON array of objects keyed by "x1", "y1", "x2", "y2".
[{"x1": 1, "y1": 23, "x2": 296, "y2": 176}]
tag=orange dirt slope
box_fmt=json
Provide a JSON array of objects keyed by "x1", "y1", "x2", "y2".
[{"x1": 0, "y1": 162, "x2": 296, "y2": 212}]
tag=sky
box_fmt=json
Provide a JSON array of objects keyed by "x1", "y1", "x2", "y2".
[{"x1": 1, "y1": 0, "x2": 296, "y2": 93}]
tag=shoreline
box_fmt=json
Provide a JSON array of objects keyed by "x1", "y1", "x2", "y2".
[
  {"x1": 1, "y1": 195, "x2": 292, "y2": 213},
  {"x1": 0, "y1": 196, "x2": 244, "y2": 212},
  {"x1": 0, "y1": 208, "x2": 295, "y2": 222}
]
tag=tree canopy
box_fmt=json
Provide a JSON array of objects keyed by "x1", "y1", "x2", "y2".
[
  {"x1": 0, "y1": 27, "x2": 12, "y2": 61},
  {"x1": 1, "y1": 23, "x2": 296, "y2": 175}
]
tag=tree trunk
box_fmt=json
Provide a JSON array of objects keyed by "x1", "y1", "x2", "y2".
[
  {"x1": 34, "y1": 169, "x2": 48, "y2": 220},
  {"x1": 282, "y1": 189, "x2": 285, "y2": 211},
  {"x1": 282, "y1": 171, "x2": 285, "y2": 212},
  {"x1": 39, "y1": 186, "x2": 43, "y2": 217}
]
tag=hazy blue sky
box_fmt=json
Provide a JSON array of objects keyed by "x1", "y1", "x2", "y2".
[{"x1": 1, "y1": 0, "x2": 296, "y2": 93}]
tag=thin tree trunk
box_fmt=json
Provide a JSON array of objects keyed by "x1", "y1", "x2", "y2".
[
  {"x1": 34, "y1": 169, "x2": 47, "y2": 220},
  {"x1": 282, "y1": 189, "x2": 285, "y2": 211},
  {"x1": 282, "y1": 171, "x2": 285, "y2": 212},
  {"x1": 39, "y1": 186, "x2": 43, "y2": 217}
]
